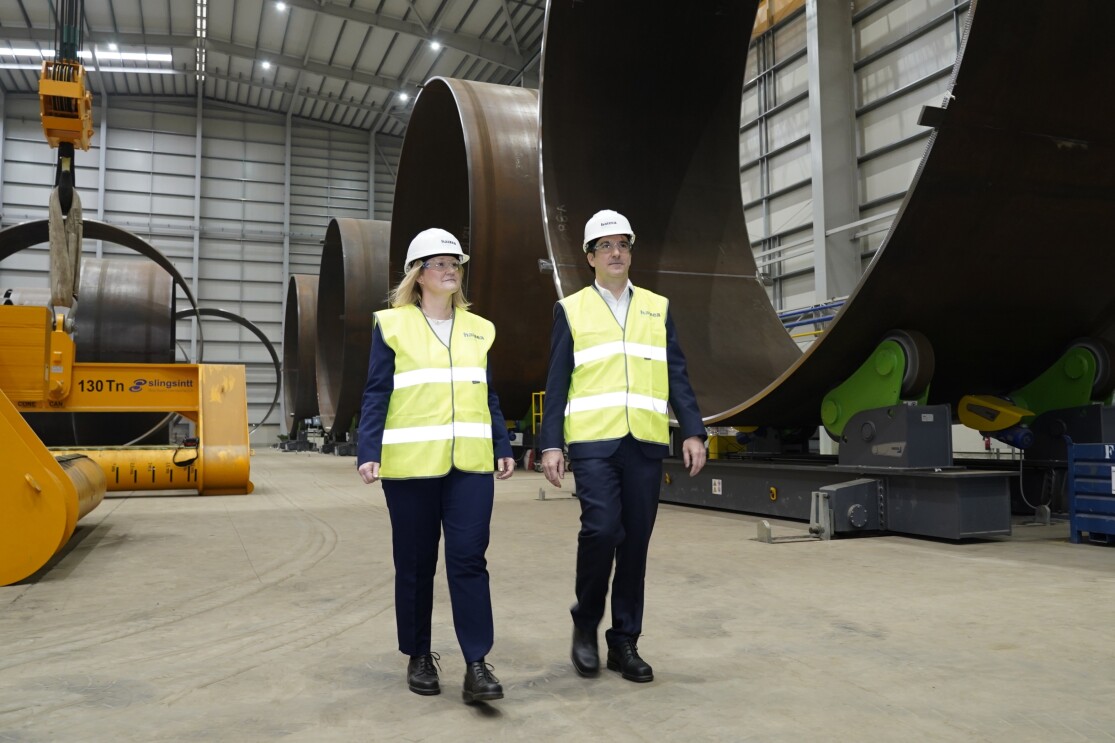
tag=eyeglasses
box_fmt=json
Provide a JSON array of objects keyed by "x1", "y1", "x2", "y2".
[
  {"x1": 593, "y1": 240, "x2": 632, "y2": 254},
  {"x1": 422, "y1": 258, "x2": 462, "y2": 272}
]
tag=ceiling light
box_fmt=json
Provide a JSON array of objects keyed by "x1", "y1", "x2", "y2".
[
  {"x1": 429, "y1": 41, "x2": 442, "y2": 51},
  {"x1": 276, "y1": 1, "x2": 288, "y2": 9},
  {"x1": 262, "y1": 60, "x2": 272, "y2": 70},
  {"x1": 398, "y1": 92, "x2": 409, "y2": 102},
  {"x1": 108, "y1": 43, "x2": 118, "y2": 51},
  {"x1": 95, "y1": 50, "x2": 173, "y2": 62},
  {"x1": 0, "y1": 48, "x2": 171, "y2": 63}
]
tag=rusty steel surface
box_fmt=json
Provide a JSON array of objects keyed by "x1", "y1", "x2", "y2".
[
  {"x1": 315, "y1": 218, "x2": 391, "y2": 434},
  {"x1": 72, "y1": 258, "x2": 175, "y2": 364},
  {"x1": 282, "y1": 273, "x2": 320, "y2": 425},
  {"x1": 715, "y1": 0, "x2": 1115, "y2": 429},
  {"x1": 539, "y1": 0, "x2": 801, "y2": 424},
  {"x1": 390, "y1": 77, "x2": 552, "y2": 420}
]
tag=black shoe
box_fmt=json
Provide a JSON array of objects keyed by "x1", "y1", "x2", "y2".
[
  {"x1": 571, "y1": 625, "x2": 600, "y2": 677},
  {"x1": 407, "y1": 652, "x2": 441, "y2": 696},
  {"x1": 462, "y1": 660, "x2": 504, "y2": 703},
  {"x1": 607, "y1": 640, "x2": 653, "y2": 683}
]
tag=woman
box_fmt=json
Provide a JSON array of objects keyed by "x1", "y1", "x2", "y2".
[{"x1": 356, "y1": 227, "x2": 515, "y2": 704}]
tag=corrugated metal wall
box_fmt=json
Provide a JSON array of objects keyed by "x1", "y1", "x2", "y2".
[{"x1": 742, "y1": 0, "x2": 968, "y2": 325}]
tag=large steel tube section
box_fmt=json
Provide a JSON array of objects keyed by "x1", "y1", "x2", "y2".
[
  {"x1": 282, "y1": 274, "x2": 320, "y2": 428},
  {"x1": 390, "y1": 77, "x2": 552, "y2": 419},
  {"x1": 538, "y1": 0, "x2": 800, "y2": 424},
  {"x1": 315, "y1": 218, "x2": 390, "y2": 435},
  {"x1": 714, "y1": 0, "x2": 1115, "y2": 430},
  {"x1": 72, "y1": 258, "x2": 175, "y2": 363}
]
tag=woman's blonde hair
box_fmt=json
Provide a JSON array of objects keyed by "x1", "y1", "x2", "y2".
[{"x1": 388, "y1": 260, "x2": 471, "y2": 310}]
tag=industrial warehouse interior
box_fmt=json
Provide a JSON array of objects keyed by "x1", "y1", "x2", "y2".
[{"x1": 2, "y1": 0, "x2": 1114, "y2": 741}]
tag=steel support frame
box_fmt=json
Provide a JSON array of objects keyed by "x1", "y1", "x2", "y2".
[{"x1": 806, "y1": 0, "x2": 860, "y2": 303}]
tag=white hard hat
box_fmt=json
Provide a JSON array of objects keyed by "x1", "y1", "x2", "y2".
[
  {"x1": 582, "y1": 209, "x2": 636, "y2": 253},
  {"x1": 404, "y1": 228, "x2": 470, "y2": 270}
]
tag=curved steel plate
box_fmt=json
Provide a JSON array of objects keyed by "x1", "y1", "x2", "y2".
[
  {"x1": 538, "y1": 0, "x2": 801, "y2": 423},
  {"x1": 316, "y1": 218, "x2": 391, "y2": 434},
  {"x1": 390, "y1": 77, "x2": 553, "y2": 419},
  {"x1": 72, "y1": 258, "x2": 174, "y2": 363},
  {"x1": 717, "y1": 0, "x2": 1115, "y2": 429}
]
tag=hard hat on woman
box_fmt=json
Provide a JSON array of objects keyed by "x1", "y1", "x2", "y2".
[{"x1": 405, "y1": 228, "x2": 470, "y2": 270}]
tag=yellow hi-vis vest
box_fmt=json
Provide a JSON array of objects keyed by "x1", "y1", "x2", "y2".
[
  {"x1": 374, "y1": 304, "x2": 496, "y2": 479},
  {"x1": 560, "y1": 286, "x2": 670, "y2": 446}
]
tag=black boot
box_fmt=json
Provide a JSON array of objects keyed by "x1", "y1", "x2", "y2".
[
  {"x1": 607, "y1": 640, "x2": 653, "y2": 683},
  {"x1": 462, "y1": 660, "x2": 503, "y2": 703},
  {"x1": 571, "y1": 625, "x2": 600, "y2": 677},
  {"x1": 407, "y1": 652, "x2": 441, "y2": 696}
]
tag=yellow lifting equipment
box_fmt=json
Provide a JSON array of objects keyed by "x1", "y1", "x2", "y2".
[{"x1": 0, "y1": 305, "x2": 254, "y2": 586}]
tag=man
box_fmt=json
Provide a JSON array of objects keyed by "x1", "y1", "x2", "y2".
[{"x1": 540, "y1": 209, "x2": 707, "y2": 684}]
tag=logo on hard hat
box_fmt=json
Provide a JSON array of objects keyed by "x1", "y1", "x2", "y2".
[
  {"x1": 601, "y1": 220, "x2": 617, "y2": 227},
  {"x1": 441, "y1": 239, "x2": 456, "y2": 245}
]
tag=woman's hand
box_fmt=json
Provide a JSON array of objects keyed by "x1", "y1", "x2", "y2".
[
  {"x1": 495, "y1": 456, "x2": 516, "y2": 480},
  {"x1": 358, "y1": 461, "x2": 380, "y2": 484}
]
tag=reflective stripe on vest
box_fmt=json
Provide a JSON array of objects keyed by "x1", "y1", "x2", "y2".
[
  {"x1": 559, "y1": 286, "x2": 670, "y2": 445},
  {"x1": 374, "y1": 305, "x2": 495, "y2": 478}
]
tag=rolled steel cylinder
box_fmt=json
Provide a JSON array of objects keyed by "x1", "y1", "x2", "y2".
[
  {"x1": 538, "y1": 0, "x2": 801, "y2": 424},
  {"x1": 282, "y1": 274, "x2": 320, "y2": 428},
  {"x1": 390, "y1": 77, "x2": 552, "y2": 419},
  {"x1": 711, "y1": 0, "x2": 1115, "y2": 429},
  {"x1": 72, "y1": 258, "x2": 175, "y2": 364},
  {"x1": 315, "y1": 218, "x2": 390, "y2": 434}
]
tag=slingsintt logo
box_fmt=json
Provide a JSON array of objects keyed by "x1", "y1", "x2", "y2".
[{"x1": 128, "y1": 378, "x2": 195, "y2": 392}]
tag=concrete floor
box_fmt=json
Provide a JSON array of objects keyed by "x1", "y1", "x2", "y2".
[{"x1": 2, "y1": 447, "x2": 1114, "y2": 742}]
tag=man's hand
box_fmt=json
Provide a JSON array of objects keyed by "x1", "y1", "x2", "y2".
[
  {"x1": 681, "y1": 436, "x2": 706, "y2": 477},
  {"x1": 541, "y1": 449, "x2": 565, "y2": 488},
  {"x1": 496, "y1": 456, "x2": 516, "y2": 480},
  {"x1": 358, "y1": 461, "x2": 380, "y2": 484}
]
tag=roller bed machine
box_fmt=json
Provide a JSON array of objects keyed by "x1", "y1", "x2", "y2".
[{"x1": 662, "y1": 332, "x2": 1115, "y2": 542}]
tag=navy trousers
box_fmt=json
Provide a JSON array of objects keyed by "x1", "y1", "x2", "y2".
[
  {"x1": 382, "y1": 468, "x2": 494, "y2": 663},
  {"x1": 570, "y1": 435, "x2": 663, "y2": 647}
]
